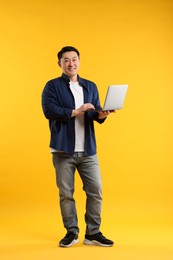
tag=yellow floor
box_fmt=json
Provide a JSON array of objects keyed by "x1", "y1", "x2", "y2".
[{"x1": 1, "y1": 205, "x2": 173, "y2": 260}]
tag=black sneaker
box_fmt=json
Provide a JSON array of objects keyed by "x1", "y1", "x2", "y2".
[
  {"x1": 84, "y1": 232, "x2": 114, "y2": 247},
  {"x1": 59, "y1": 232, "x2": 79, "y2": 247}
]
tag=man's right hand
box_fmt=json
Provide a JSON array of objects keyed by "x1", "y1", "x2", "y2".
[{"x1": 72, "y1": 103, "x2": 95, "y2": 117}]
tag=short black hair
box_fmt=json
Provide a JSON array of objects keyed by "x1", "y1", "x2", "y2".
[{"x1": 57, "y1": 46, "x2": 80, "y2": 61}]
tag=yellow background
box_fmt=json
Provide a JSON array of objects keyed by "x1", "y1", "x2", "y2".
[{"x1": 0, "y1": 0, "x2": 173, "y2": 259}]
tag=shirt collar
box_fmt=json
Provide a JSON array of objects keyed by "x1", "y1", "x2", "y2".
[{"x1": 62, "y1": 73, "x2": 87, "y2": 89}]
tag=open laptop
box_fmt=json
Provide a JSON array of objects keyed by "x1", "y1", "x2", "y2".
[{"x1": 97, "y1": 84, "x2": 128, "y2": 111}]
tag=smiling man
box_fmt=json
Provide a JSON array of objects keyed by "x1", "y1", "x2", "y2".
[
  {"x1": 42, "y1": 46, "x2": 114, "y2": 247},
  {"x1": 58, "y1": 49, "x2": 80, "y2": 82}
]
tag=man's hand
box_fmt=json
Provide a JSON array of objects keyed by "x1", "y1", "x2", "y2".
[
  {"x1": 98, "y1": 110, "x2": 116, "y2": 119},
  {"x1": 72, "y1": 103, "x2": 95, "y2": 117}
]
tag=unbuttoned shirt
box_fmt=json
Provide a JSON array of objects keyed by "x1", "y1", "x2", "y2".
[{"x1": 42, "y1": 73, "x2": 105, "y2": 156}]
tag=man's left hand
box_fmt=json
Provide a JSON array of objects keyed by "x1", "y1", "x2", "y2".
[{"x1": 98, "y1": 110, "x2": 116, "y2": 119}]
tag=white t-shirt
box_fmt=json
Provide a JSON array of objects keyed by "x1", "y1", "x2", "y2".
[
  {"x1": 50, "y1": 81, "x2": 85, "y2": 153},
  {"x1": 69, "y1": 81, "x2": 85, "y2": 152}
]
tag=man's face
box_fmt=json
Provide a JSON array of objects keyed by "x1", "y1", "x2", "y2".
[{"x1": 58, "y1": 51, "x2": 80, "y2": 79}]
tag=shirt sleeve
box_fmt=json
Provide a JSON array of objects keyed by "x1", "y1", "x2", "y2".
[
  {"x1": 41, "y1": 81, "x2": 73, "y2": 122},
  {"x1": 92, "y1": 83, "x2": 107, "y2": 124}
]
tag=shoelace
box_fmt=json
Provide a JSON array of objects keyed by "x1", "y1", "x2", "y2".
[
  {"x1": 97, "y1": 232, "x2": 106, "y2": 238},
  {"x1": 64, "y1": 233, "x2": 73, "y2": 238}
]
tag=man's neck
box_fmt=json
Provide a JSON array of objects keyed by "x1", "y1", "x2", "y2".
[{"x1": 69, "y1": 75, "x2": 78, "y2": 82}]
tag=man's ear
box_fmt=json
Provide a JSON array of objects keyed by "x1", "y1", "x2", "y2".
[{"x1": 58, "y1": 61, "x2": 61, "y2": 68}]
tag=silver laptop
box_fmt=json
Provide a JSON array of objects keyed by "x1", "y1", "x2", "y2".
[{"x1": 98, "y1": 84, "x2": 128, "y2": 111}]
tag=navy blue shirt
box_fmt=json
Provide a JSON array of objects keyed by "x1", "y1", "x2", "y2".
[{"x1": 42, "y1": 73, "x2": 105, "y2": 156}]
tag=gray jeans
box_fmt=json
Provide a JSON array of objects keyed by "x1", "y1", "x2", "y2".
[{"x1": 52, "y1": 152, "x2": 102, "y2": 235}]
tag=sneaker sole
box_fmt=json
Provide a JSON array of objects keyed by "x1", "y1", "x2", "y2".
[
  {"x1": 59, "y1": 238, "x2": 79, "y2": 248},
  {"x1": 83, "y1": 239, "x2": 113, "y2": 247}
]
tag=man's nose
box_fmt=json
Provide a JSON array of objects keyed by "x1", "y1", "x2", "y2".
[{"x1": 69, "y1": 60, "x2": 73, "y2": 66}]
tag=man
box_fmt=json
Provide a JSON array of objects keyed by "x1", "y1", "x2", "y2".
[{"x1": 42, "y1": 46, "x2": 114, "y2": 247}]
